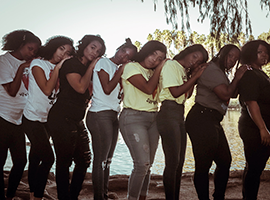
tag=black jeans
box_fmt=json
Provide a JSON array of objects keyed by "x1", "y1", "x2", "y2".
[
  {"x1": 238, "y1": 114, "x2": 270, "y2": 200},
  {"x1": 186, "y1": 103, "x2": 231, "y2": 200},
  {"x1": 156, "y1": 100, "x2": 187, "y2": 200},
  {"x1": 47, "y1": 102, "x2": 91, "y2": 200},
  {"x1": 0, "y1": 117, "x2": 27, "y2": 200},
  {"x1": 86, "y1": 110, "x2": 118, "y2": 200},
  {"x1": 22, "y1": 115, "x2": 54, "y2": 198}
]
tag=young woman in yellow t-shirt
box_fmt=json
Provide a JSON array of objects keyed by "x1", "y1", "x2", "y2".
[
  {"x1": 156, "y1": 44, "x2": 209, "y2": 200},
  {"x1": 119, "y1": 40, "x2": 167, "y2": 200}
]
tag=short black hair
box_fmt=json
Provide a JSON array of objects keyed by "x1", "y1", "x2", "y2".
[
  {"x1": 76, "y1": 35, "x2": 106, "y2": 59},
  {"x1": 116, "y1": 38, "x2": 138, "y2": 61},
  {"x1": 212, "y1": 44, "x2": 240, "y2": 72},
  {"x1": 1, "y1": 29, "x2": 41, "y2": 51},
  {"x1": 241, "y1": 40, "x2": 270, "y2": 65},
  {"x1": 173, "y1": 44, "x2": 209, "y2": 64},
  {"x1": 134, "y1": 40, "x2": 167, "y2": 62},
  {"x1": 38, "y1": 36, "x2": 75, "y2": 60}
]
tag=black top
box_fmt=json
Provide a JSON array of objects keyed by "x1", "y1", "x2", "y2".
[
  {"x1": 238, "y1": 68, "x2": 270, "y2": 123},
  {"x1": 57, "y1": 57, "x2": 90, "y2": 110}
]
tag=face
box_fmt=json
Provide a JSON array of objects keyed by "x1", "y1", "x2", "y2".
[
  {"x1": 113, "y1": 47, "x2": 135, "y2": 65},
  {"x1": 19, "y1": 42, "x2": 40, "y2": 61},
  {"x1": 141, "y1": 50, "x2": 166, "y2": 69},
  {"x1": 82, "y1": 40, "x2": 103, "y2": 62},
  {"x1": 183, "y1": 51, "x2": 204, "y2": 69},
  {"x1": 226, "y1": 48, "x2": 240, "y2": 70},
  {"x1": 254, "y1": 44, "x2": 269, "y2": 67},
  {"x1": 51, "y1": 44, "x2": 73, "y2": 64}
]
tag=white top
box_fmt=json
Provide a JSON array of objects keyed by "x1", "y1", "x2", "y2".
[
  {"x1": 23, "y1": 59, "x2": 57, "y2": 122},
  {"x1": 89, "y1": 57, "x2": 121, "y2": 112},
  {"x1": 0, "y1": 52, "x2": 28, "y2": 125}
]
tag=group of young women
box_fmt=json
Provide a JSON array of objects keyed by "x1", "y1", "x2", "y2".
[{"x1": 0, "y1": 29, "x2": 269, "y2": 200}]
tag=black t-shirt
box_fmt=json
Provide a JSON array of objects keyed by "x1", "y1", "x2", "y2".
[
  {"x1": 238, "y1": 69, "x2": 270, "y2": 122},
  {"x1": 57, "y1": 57, "x2": 90, "y2": 109}
]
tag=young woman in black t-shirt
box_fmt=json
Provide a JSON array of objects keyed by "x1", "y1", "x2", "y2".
[
  {"x1": 238, "y1": 40, "x2": 270, "y2": 200},
  {"x1": 47, "y1": 35, "x2": 106, "y2": 200}
]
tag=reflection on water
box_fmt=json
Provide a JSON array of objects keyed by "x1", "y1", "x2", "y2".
[{"x1": 4, "y1": 110, "x2": 270, "y2": 175}]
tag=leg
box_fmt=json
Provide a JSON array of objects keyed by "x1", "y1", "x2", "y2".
[
  {"x1": 23, "y1": 117, "x2": 55, "y2": 198},
  {"x1": 212, "y1": 127, "x2": 232, "y2": 200},
  {"x1": 119, "y1": 109, "x2": 156, "y2": 200},
  {"x1": 70, "y1": 121, "x2": 91, "y2": 200},
  {"x1": 6, "y1": 124, "x2": 27, "y2": 199},
  {"x1": 86, "y1": 111, "x2": 118, "y2": 200}
]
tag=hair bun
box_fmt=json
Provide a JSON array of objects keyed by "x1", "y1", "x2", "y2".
[{"x1": 126, "y1": 38, "x2": 132, "y2": 44}]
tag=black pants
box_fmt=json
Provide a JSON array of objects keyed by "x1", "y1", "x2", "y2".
[
  {"x1": 186, "y1": 103, "x2": 231, "y2": 200},
  {"x1": 0, "y1": 117, "x2": 27, "y2": 200},
  {"x1": 156, "y1": 100, "x2": 187, "y2": 200},
  {"x1": 238, "y1": 114, "x2": 270, "y2": 200},
  {"x1": 86, "y1": 110, "x2": 118, "y2": 200},
  {"x1": 47, "y1": 102, "x2": 91, "y2": 200},
  {"x1": 22, "y1": 115, "x2": 54, "y2": 198}
]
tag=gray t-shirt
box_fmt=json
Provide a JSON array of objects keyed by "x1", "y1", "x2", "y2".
[{"x1": 195, "y1": 61, "x2": 229, "y2": 115}]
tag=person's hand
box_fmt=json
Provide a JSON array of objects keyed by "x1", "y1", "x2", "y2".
[
  {"x1": 191, "y1": 63, "x2": 208, "y2": 79},
  {"x1": 89, "y1": 57, "x2": 101, "y2": 70},
  {"x1": 260, "y1": 128, "x2": 270, "y2": 146},
  {"x1": 234, "y1": 65, "x2": 248, "y2": 80},
  {"x1": 20, "y1": 59, "x2": 32, "y2": 69},
  {"x1": 155, "y1": 58, "x2": 170, "y2": 70},
  {"x1": 55, "y1": 56, "x2": 72, "y2": 70}
]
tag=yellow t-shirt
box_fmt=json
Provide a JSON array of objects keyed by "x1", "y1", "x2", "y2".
[
  {"x1": 121, "y1": 62, "x2": 159, "y2": 112},
  {"x1": 158, "y1": 60, "x2": 188, "y2": 105}
]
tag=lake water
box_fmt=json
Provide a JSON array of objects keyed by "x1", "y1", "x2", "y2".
[{"x1": 4, "y1": 110, "x2": 270, "y2": 175}]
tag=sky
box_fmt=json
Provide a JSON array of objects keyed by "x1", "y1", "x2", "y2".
[{"x1": 0, "y1": 0, "x2": 269, "y2": 57}]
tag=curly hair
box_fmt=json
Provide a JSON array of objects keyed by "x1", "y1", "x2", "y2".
[
  {"x1": 211, "y1": 44, "x2": 240, "y2": 73},
  {"x1": 134, "y1": 40, "x2": 167, "y2": 62},
  {"x1": 38, "y1": 36, "x2": 75, "y2": 60},
  {"x1": 76, "y1": 35, "x2": 106, "y2": 59},
  {"x1": 1, "y1": 29, "x2": 41, "y2": 51},
  {"x1": 241, "y1": 40, "x2": 270, "y2": 65},
  {"x1": 116, "y1": 38, "x2": 138, "y2": 61},
  {"x1": 173, "y1": 44, "x2": 209, "y2": 64}
]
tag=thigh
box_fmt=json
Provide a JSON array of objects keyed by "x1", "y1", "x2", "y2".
[
  {"x1": 119, "y1": 109, "x2": 152, "y2": 164},
  {"x1": 0, "y1": 117, "x2": 12, "y2": 166}
]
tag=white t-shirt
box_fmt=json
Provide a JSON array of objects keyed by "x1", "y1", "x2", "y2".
[
  {"x1": 23, "y1": 59, "x2": 57, "y2": 122},
  {"x1": 89, "y1": 57, "x2": 121, "y2": 112},
  {"x1": 0, "y1": 52, "x2": 28, "y2": 125}
]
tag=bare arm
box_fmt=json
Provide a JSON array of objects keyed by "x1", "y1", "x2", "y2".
[
  {"x1": 169, "y1": 64, "x2": 207, "y2": 98},
  {"x1": 246, "y1": 100, "x2": 270, "y2": 146},
  {"x1": 32, "y1": 58, "x2": 70, "y2": 96},
  {"x1": 213, "y1": 65, "x2": 247, "y2": 101},
  {"x1": 98, "y1": 64, "x2": 125, "y2": 95},
  {"x1": 66, "y1": 57, "x2": 100, "y2": 94},
  {"x1": 128, "y1": 59, "x2": 168, "y2": 95},
  {"x1": 2, "y1": 60, "x2": 31, "y2": 97}
]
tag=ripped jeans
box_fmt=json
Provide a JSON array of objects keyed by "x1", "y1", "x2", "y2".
[
  {"x1": 47, "y1": 102, "x2": 91, "y2": 200},
  {"x1": 86, "y1": 110, "x2": 119, "y2": 200},
  {"x1": 119, "y1": 108, "x2": 159, "y2": 200}
]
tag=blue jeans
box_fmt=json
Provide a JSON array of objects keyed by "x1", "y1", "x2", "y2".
[
  {"x1": 186, "y1": 103, "x2": 231, "y2": 200},
  {"x1": 22, "y1": 116, "x2": 54, "y2": 198},
  {"x1": 119, "y1": 108, "x2": 159, "y2": 200},
  {"x1": 86, "y1": 110, "x2": 119, "y2": 200},
  {"x1": 156, "y1": 100, "x2": 187, "y2": 200},
  {"x1": 0, "y1": 117, "x2": 27, "y2": 200}
]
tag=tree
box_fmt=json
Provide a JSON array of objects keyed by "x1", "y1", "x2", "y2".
[{"x1": 141, "y1": 0, "x2": 270, "y2": 41}]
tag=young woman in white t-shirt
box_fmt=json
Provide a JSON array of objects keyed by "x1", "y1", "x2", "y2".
[
  {"x1": 0, "y1": 30, "x2": 41, "y2": 200},
  {"x1": 119, "y1": 40, "x2": 167, "y2": 200},
  {"x1": 86, "y1": 38, "x2": 137, "y2": 200},
  {"x1": 22, "y1": 36, "x2": 74, "y2": 200}
]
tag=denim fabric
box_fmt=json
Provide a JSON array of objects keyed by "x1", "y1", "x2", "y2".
[
  {"x1": 86, "y1": 110, "x2": 119, "y2": 200},
  {"x1": 186, "y1": 103, "x2": 231, "y2": 200},
  {"x1": 22, "y1": 116, "x2": 54, "y2": 198},
  {"x1": 0, "y1": 117, "x2": 27, "y2": 200},
  {"x1": 156, "y1": 100, "x2": 187, "y2": 200},
  {"x1": 239, "y1": 114, "x2": 270, "y2": 200},
  {"x1": 119, "y1": 108, "x2": 159, "y2": 200},
  {"x1": 47, "y1": 103, "x2": 91, "y2": 200}
]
